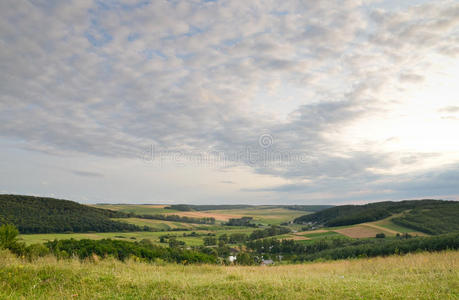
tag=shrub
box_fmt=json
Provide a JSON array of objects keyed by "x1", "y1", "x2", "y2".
[
  {"x1": 24, "y1": 243, "x2": 50, "y2": 260},
  {"x1": 0, "y1": 224, "x2": 19, "y2": 249}
]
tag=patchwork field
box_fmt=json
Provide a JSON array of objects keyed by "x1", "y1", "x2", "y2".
[
  {"x1": 19, "y1": 206, "x2": 433, "y2": 246},
  {"x1": 208, "y1": 208, "x2": 307, "y2": 225},
  {"x1": 1, "y1": 250, "x2": 457, "y2": 299},
  {"x1": 93, "y1": 204, "x2": 308, "y2": 225}
]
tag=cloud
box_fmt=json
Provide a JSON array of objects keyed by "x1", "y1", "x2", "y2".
[
  {"x1": 1, "y1": 0, "x2": 459, "y2": 203},
  {"x1": 71, "y1": 170, "x2": 104, "y2": 178},
  {"x1": 220, "y1": 181, "x2": 235, "y2": 184},
  {"x1": 399, "y1": 73, "x2": 424, "y2": 83},
  {"x1": 439, "y1": 106, "x2": 459, "y2": 113},
  {"x1": 246, "y1": 163, "x2": 459, "y2": 203}
]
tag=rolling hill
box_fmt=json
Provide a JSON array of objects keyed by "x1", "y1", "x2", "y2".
[
  {"x1": 0, "y1": 194, "x2": 143, "y2": 233},
  {"x1": 294, "y1": 199, "x2": 459, "y2": 235}
]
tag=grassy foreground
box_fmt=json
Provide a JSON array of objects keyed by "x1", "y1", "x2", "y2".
[{"x1": 1, "y1": 251, "x2": 458, "y2": 299}]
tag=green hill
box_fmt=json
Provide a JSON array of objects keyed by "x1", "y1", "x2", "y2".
[
  {"x1": 294, "y1": 199, "x2": 459, "y2": 235},
  {"x1": 0, "y1": 194, "x2": 143, "y2": 234},
  {"x1": 391, "y1": 204, "x2": 459, "y2": 235}
]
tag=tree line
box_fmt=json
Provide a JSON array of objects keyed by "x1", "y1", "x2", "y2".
[
  {"x1": 246, "y1": 233, "x2": 459, "y2": 262},
  {"x1": 131, "y1": 213, "x2": 215, "y2": 224}
]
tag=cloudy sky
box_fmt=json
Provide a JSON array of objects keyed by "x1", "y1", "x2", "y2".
[{"x1": 1, "y1": 0, "x2": 459, "y2": 204}]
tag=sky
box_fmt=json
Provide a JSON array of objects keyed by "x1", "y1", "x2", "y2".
[{"x1": 1, "y1": 0, "x2": 459, "y2": 205}]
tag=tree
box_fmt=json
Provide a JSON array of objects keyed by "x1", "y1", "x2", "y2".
[
  {"x1": 218, "y1": 234, "x2": 228, "y2": 244},
  {"x1": 235, "y1": 252, "x2": 254, "y2": 265},
  {"x1": 0, "y1": 224, "x2": 19, "y2": 249},
  {"x1": 229, "y1": 233, "x2": 247, "y2": 244},
  {"x1": 168, "y1": 237, "x2": 185, "y2": 248},
  {"x1": 203, "y1": 237, "x2": 217, "y2": 246}
]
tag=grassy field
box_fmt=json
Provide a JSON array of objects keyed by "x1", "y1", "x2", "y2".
[
  {"x1": 18, "y1": 231, "x2": 208, "y2": 246},
  {"x1": 0, "y1": 250, "x2": 457, "y2": 299},
  {"x1": 94, "y1": 204, "x2": 307, "y2": 226},
  {"x1": 19, "y1": 226, "x2": 259, "y2": 246},
  {"x1": 112, "y1": 218, "x2": 199, "y2": 230}
]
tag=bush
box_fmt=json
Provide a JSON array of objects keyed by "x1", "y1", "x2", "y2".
[
  {"x1": 24, "y1": 243, "x2": 50, "y2": 260},
  {"x1": 203, "y1": 237, "x2": 217, "y2": 246},
  {"x1": 45, "y1": 238, "x2": 217, "y2": 264},
  {"x1": 0, "y1": 224, "x2": 19, "y2": 249}
]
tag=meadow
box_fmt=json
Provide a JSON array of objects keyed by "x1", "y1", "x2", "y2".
[
  {"x1": 19, "y1": 227, "x2": 259, "y2": 246},
  {"x1": 0, "y1": 250, "x2": 457, "y2": 299}
]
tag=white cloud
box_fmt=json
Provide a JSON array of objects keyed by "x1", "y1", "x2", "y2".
[{"x1": 1, "y1": 0, "x2": 458, "y2": 203}]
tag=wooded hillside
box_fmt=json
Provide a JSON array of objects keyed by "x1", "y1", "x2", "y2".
[
  {"x1": 294, "y1": 199, "x2": 459, "y2": 234},
  {"x1": 0, "y1": 195, "x2": 143, "y2": 233}
]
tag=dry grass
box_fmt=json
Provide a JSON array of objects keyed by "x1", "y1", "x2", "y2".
[
  {"x1": 1, "y1": 250, "x2": 458, "y2": 299},
  {"x1": 333, "y1": 225, "x2": 387, "y2": 238},
  {"x1": 360, "y1": 223, "x2": 398, "y2": 236}
]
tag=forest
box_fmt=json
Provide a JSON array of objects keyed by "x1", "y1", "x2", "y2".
[
  {"x1": 392, "y1": 205, "x2": 459, "y2": 234},
  {"x1": 0, "y1": 195, "x2": 144, "y2": 233},
  {"x1": 0, "y1": 195, "x2": 220, "y2": 233}
]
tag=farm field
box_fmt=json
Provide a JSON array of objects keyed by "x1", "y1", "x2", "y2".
[
  {"x1": 19, "y1": 227, "x2": 260, "y2": 246},
  {"x1": 112, "y1": 217, "x2": 202, "y2": 230},
  {"x1": 288, "y1": 216, "x2": 432, "y2": 240},
  {"x1": 18, "y1": 230, "x2": 209, "y2": 246},
  {"x1": 163, "y1": 211, "x2": 244, "y2": 222},
  {"x1": 1, "y1": 250, "x2": 457, "y2": 299},
  {"x1": 206, "y1": 207, "x2": 308, "y2": 225},
  {"x1": 333, "y1": 225, "x2": 389, "y2": 238},
  {"x1": 94, "y1": 204, "x2": 308, "y2": 225},
  {"x1": 18, "y1": 207, "x2": 432, "y2": 246}
]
